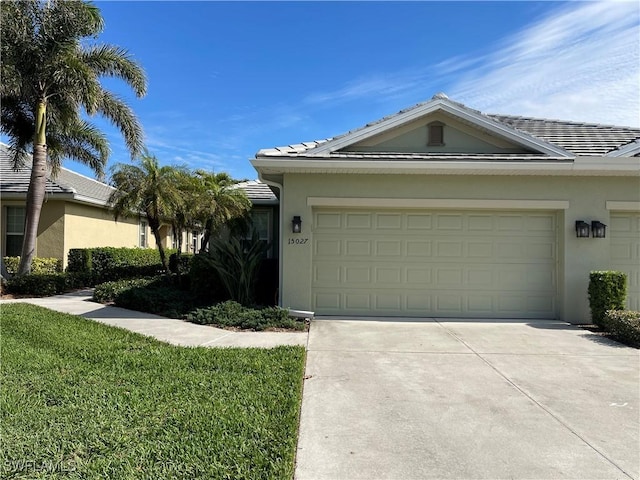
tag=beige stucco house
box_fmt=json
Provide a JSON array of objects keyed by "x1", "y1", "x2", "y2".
[
  {"x1": 1, "y1": 143, "x2": 151, "y2": 268},
  {"x1": 252, "y1": 94, "x2": 640, "y2": 323},
  {"x1": 1, "y1": 144, "x2": 274, "y2": 268}
]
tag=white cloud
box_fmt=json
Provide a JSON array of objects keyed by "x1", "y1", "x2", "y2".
[
  {"x1": 449, "y1": 1, "x2": 640, "y2": 126},
  {"x1": 302, "y1": 1, "x2": 639, "y2": 127}
]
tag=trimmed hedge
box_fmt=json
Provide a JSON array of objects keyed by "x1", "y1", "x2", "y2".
[
  {"x1": 602, "y1": 310, "x2": 640, "y2": 348},
  {"x1": 3, "y1": 256, "x2": 62, "y2": 275},
  {"x1": 187, "y1": 301, "x2": 304, "y2": 331},
  {"x1": 588, "y1": 271, "x2": 627, "y2": 327},
  {"x1": 5, "y1": 272, "x2": 90, "y2": 296},
  {"x1": 93, "y1": 277, "x2": 155, "y2": 303},
  {"x1": 93, "y1": 276, "x2": 198, "y2": 318},
  {"x1": 67, "y1": 247, "x2": 174, "y2": 284}
]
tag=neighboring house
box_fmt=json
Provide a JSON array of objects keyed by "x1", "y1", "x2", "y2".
[
  {"x1": 1, "y1": 144, "x2": 277, "y2": 268},
  {"x1": 251, "y1": 93, "x2": 640, "y2": 323},
  {"x1": 0, "y1": 143, "x2": 150, "y2": 268}
]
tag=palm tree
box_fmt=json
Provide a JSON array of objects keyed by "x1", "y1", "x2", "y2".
[
  {"x1": 193, "y1": 170, "x2": 252, "y2": 252},
  {"x1": 1, "y1": 0, "x2": 146, "y2": 275},
  {"x1": 109, "y1": 153, "x2": 185, "y2": 272}
]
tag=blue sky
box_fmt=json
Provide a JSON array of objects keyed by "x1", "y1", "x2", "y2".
[{"x1": 62, "y1": 1, "x2": 639, "y2": 181}]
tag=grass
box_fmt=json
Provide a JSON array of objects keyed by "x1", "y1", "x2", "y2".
[{"x1": 1, "y1": 304, "x2": 306, "y2": 479}]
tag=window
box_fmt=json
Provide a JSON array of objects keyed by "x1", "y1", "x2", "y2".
[
  {"x1": 5, "y1": 206, "x2": 25, "y2": 257},
  {"x1": 139, "y1": 220, "x2": 147, "y2": 247},
  {"x1": 428, "y1": 121, "x2": 445, "y2": 146},
  {"x1": 245, "y1": 209, "x2": 272, "y2": 258},
  {"x1": 191, "y1": 230, "x2": 199, "y2": 253}
]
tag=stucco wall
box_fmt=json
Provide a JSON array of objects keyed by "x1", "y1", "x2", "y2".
[
  {"x1": 278, "y1": 172, "x2": 640, "y2": 323},
  {"x1": 1, "y1": 199, "x2": 66, "y2": 260},
  {"x1": 63, "y1": 202, "x2": 143, "y2": 266}
]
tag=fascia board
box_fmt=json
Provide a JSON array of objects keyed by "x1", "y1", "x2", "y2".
[
  {"x1": 251, "y1": 156, "x2": 640, "y2": 176},
  {"x1": 307, "y1": 99, "x2": 572, "y2": 158}
]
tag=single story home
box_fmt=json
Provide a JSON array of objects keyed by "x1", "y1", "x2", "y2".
[
  {"x1": 0, "y1": 144, "x2": 266, "y2": 267},
  {"x1": 251, "y1": 93, "x2": 640, "y2": 323}
]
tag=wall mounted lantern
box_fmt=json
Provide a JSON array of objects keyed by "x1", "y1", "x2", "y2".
[
  {"x1": 292, "y1": 216, "x2": 302, "y2": 233},
  {"x1": 575, "y1": 220, "x2": 590, "y2": 238},
  {"x1": 591, "y1": 221, "x2": 607, "y2": 238}
]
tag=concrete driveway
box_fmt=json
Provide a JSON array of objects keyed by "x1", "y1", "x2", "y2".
[{"x1": 295, "y1": 318, "x2": 639, "y2": 480}]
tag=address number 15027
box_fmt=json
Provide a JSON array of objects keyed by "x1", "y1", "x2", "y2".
[{"x1": 287, "y1": 238, "x2": 309, "y2": 245}]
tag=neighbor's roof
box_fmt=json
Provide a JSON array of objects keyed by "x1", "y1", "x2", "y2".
[
  {"x1": 256, "y1": 95, "x2": 640, "y2": 158},
  {"x1": 235, "y1": 180, "x2": 278, "y2": 204},
  {"x1": 0, "y1": 144, "x2": 115, "y2": 206}
]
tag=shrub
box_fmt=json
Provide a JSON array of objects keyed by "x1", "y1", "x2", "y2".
[
  {"x1": 93, "y1": 276, "x2": 198, "y2": 318},
  {"x1": 93, "y1": 278, "x2": 154, "y2": 303},
  {"x1": 3, "y1": 256, "x2": 62, "y2": 275},
  {"x1": 205, "y1": 230, "x2": 270, "y2": 306},
  {"x1": 187, "y1": 301, "x2": 304, "y2": 331},
  {"x1": 169, "y1": 252, "x2": 193, "y2": 275},
  {"x1": 601, "y1": 310, "x2": 640, "y2": 348},
  {"x1": 5, "y1": 272, "x2": 93, "y2": 296},
  {"x1": 67, "y1": 247, "x2": 175, "y2": 283},
  {"x1": 188, "y1": 253, "x2": 227, "y2": 303},
  {"x1": 6, "y1": 273, "x2": 67, "y2": 296},
  {"x1": 588, "y1": 271, "x2": 627, "y2": 327},
  {"x1": 67, "y1": 248, "x2": 92, "y2": 273}
]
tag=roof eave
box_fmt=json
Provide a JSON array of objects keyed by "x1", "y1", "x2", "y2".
[{"x1": 252, "y1": 156, "x2": 640, "y2": 177}]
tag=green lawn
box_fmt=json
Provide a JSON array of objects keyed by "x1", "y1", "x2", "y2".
[{"x1": 1, "y1": 304, "x2": 306, "y2": 479}]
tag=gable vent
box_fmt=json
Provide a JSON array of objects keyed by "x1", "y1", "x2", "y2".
[{"x1": 428, "y1": 121, "x2": 445, "y2": 146}]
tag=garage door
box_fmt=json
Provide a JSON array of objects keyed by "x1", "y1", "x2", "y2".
[
  {"x1": 610, "y1": 212, "x2": 640, "y2": 311},
  {"x1": 312, "y1": 209, "x2": 558, "y2": 318}
]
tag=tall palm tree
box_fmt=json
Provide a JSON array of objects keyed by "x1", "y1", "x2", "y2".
[
  {"x1": 109, "y1": 153, "x2": 185, "y2": 272},
  {"x1": 1, "y1": 0, "x2": 146, "y2": 275},
  {"x1": 193, "y1": 170, "x2": 252, "y2": 252}
]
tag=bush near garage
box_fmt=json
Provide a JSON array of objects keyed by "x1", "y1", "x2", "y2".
[
  {"x1": 588, "y1": 271, "x2": 627, "y2": 327},
  {"x1": 3, "y1": 256, "x2": 62, "y2": 275},
  {"x1": 186, "y1": 301, "x2": 305, "y2": 331},
  {"x1": 601, "y1": 310, "x2": 640, "y2": 348}
]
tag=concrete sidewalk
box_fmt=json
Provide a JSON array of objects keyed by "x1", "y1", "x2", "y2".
[{"x1": 1, "y1": 290, "x2": 308, "y2": 348}]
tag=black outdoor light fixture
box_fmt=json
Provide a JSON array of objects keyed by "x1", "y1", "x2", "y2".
[
  {"x1": 292, "y1": 216, "x2": 302, "y2": 233},
  {"x1": 591, "y1": 220, "x2": 607, "y2": 238},
  {"x1": 575, "y1": 220, "x2": 590, "y2": 238}
]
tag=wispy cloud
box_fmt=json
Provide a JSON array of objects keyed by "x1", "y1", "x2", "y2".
[
  {"x1": 302, "y1": 1, "x2": 639, "y2": 127},
  {"x1": 450, "y1": 1, "x2": 640, "y2": 126}
]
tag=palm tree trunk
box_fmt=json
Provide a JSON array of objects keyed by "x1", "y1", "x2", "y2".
[
  {"x1": 152, "y1": 226, "x2": 168, "y2": 272},
  {"x1": 200, "y1": 218, "x2": 213, "y2": 253},
  {"x1": 17, "y1": 100, "x2": 48, "y2": 276}
]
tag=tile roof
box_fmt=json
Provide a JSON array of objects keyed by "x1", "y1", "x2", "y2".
[
  {"x1": 256, "y1": 97, "x2": 640, "y2": 158},
  {"x1": 488, "y1": 115, "x2": 640, "y2": 156},
  {"x1": 235, "y1": 180, "x2": 278, "y2": 204},
  {"x1": 0, "y1": 144, "x2": 115, "y2": 205}
]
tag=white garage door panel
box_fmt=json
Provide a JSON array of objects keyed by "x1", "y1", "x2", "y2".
[
  {"x1": 610, "y1": 213, "x2": 640, "y2": 311},
  {"x1": 312, "y1": 209, "x2": 557, "y2": 318}
]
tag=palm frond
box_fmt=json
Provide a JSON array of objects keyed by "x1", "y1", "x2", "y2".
[
  {"x1": 94, "y1": 90, "x2": 144, "y2": 158},
  {"x1": 81, "y1": 44, "x2": 147, "y2": 97}
]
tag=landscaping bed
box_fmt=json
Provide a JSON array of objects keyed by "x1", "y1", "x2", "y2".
[{"x1": 1, "y1": 304, "x2": 306, "y2": 479}]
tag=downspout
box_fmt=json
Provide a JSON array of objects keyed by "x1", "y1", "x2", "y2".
[{"x1": 256, "y1": 175, "x2": 284, "y2": 307}]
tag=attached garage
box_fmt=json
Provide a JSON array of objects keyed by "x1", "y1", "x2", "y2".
[
  {"x1": 610, "y1": 212, "x2": 640, "y2": 311},
  {"x1": 312, "y1": 208, "x2": 558, "y2": 318},
  {"x1": 252, "y1": 94, "x2": 640, "y2": 323}
]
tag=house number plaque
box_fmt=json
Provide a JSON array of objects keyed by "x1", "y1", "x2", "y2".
[{"x1": 287, "y1": 238, "x2": 309, "y2": 245}]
